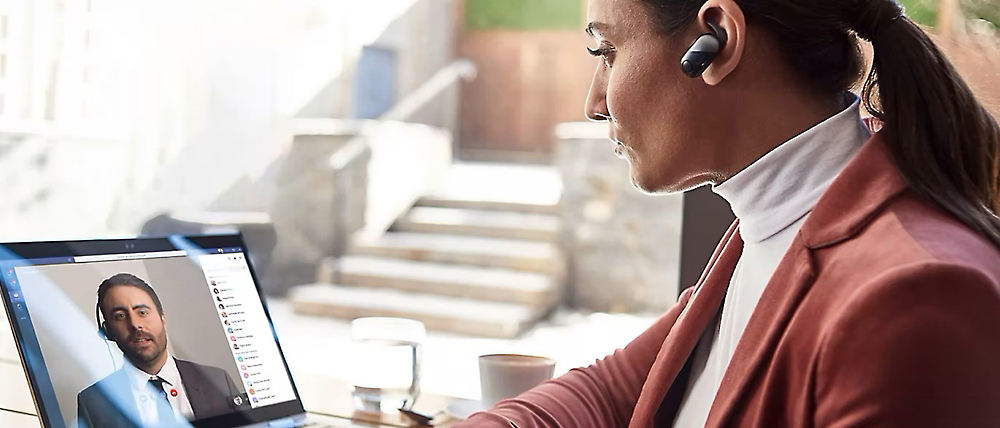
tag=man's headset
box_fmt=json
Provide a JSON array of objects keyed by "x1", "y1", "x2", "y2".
[
  {"x1": 681, "y1": 20, "x2": 728, "y2": 78},
  {"x1": 95, "y1": 300, "x2": 115, "y2": 342}
]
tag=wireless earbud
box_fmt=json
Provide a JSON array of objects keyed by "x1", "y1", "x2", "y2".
[{"x1": 680, "y1": 20, "x2": 728, "y2": 78}]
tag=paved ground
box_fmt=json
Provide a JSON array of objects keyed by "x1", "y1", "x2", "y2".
[{"x1": 267, "y1": 297, "x2": 660, "y2": 401}]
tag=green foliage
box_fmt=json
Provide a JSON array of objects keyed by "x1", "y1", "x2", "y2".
[
  {"x1": 898, "y1": 0, "x2": 998, "y2": 29},
  {"x1": 461, "y1": 0, "x2": 995, "y2": 33},
  {"x1": 464, "y1": 0, "x2": 583, "y2": 30},
  {"x1": 900, "y1": 0, "x2": 940, "y2": 26}
]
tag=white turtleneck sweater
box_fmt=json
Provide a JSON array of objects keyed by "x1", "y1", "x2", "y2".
[{"x1": 672, "y1": 93, "x2": 871, "y2": 427}]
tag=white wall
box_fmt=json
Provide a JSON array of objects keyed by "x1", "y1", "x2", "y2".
[
  {"x1": 361, "y1": 121, "x2": 452, "y2": 239},
  {"x1": 1, "y1": 0, "x2": 457, "y2": 238},
  {"x1": 108, "y1": 0, "x2": 453, "y2": 233}
]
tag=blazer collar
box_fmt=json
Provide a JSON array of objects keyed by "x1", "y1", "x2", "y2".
[
  {"x1": 632, "y1": 221, "x2": 743, "y2": 427},
  {"x1": 799, "y1": 131, "x2": 907, "y2": 248},
  {"x1": 705, "y1": 131, "x2": 908, "y2": 426},
  {"x1": 175, "y1": 359, "x2": 203, "y2": 401}
]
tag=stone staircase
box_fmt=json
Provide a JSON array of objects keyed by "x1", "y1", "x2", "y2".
[{"x1": 288, "y1": 163, "x2": 565, "y2": 338}]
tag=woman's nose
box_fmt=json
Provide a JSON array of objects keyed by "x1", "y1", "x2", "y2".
[
  {"x1": 586, "y1": 100, "x2": 610, "y2": 122},
  {"x1": 585, "y1": 71, "x2": 610, "y2": 122}
]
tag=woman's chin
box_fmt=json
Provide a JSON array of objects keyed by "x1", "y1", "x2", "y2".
[
  {"x1": 629, "y1": 169, "x2": 662, "y2": 194},
  {"x1": 629, "y1": 169, "x2": 689, "y2": 195}
]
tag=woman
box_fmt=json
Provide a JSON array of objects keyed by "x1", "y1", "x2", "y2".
[{"x1": 456, "y1": 0, "x2": 1000, "y2": 426}]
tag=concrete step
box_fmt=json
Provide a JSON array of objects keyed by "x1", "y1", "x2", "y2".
[
  {"x1": 393, "y1": 207, "x2": 561, "y2": 242},
  {"x1": 349, "y1": 232, "x2": 564, "y2": 275},
  {"x1": 416, "y1": 196, "x2": 559, "y2": 215},
  {"x1": 333, "y1": 256, "x2": 559, "y2": 306},
  {"x1": 418, "y1": 162, "x2": 562, "y2": 214},
  {"x1": 288, "y1": 284, "x2": 553, "y2": 338}
]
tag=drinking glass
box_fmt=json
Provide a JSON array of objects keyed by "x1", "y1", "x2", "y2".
[{"x1": 349, "y1": 317, "x2": 424, "y2": 413}]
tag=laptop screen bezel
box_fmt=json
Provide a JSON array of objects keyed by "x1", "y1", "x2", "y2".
[{"x1": 0, "y1": 234, "x2": 307, "y2": 428}]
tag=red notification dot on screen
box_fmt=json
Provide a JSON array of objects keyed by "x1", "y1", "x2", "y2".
[{"x1": 170, "y1": 389, "x2": 178, "y2": 397}]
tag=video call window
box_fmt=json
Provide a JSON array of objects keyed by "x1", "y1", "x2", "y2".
[{"x1": 7, "y1": 249, "x2": 294, "y2": 428}]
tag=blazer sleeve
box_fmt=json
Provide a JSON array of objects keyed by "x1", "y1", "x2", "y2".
[
  {"x1": 814, "y1": 263, "x2": 1000, "y2": 427},
  {"x1": 454, "y1": 287, "x2": 695, "y2": 428}
]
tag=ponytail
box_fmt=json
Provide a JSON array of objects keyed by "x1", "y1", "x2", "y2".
[{"x1": 854, "y1": 0, "x2": 1000, "y2": 248}]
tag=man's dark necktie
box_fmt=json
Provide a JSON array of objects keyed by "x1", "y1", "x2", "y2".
[{"x1": 148, "y1": 376, "x2": 176, "y2": 426}]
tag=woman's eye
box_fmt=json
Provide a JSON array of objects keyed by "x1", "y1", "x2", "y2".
[{"x1": 587, "y1": 46, "x2": 616, "y2": 67}]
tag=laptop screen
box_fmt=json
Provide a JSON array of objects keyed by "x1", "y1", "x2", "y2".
[{"x1": 0, "y1": 234, "x2": 305, "y2": 428}]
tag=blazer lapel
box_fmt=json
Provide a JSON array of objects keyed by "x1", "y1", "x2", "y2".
[
  {"x1": 176, "y1": 359, "x2": 206, "y2": 417},
  {"x1": 706, "y1": 133, "x2": 908, "y2": 427},
  {"x1": 630, "y1": 222, "x2": 744, "y2": 428},
  {"x1": 704, "y1": 238, "x2": 815, "y2": 427}
]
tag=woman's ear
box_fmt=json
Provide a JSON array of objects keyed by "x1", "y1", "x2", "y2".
[{"x1": 699, "y1": 0, "x2": 746, "y2": 85}]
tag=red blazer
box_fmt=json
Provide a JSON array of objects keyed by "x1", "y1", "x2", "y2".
[{"x1": 458, "y1": 133, "x2": 1000, "y2": 427}]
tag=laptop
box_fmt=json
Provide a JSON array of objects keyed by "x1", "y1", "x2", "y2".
[{"x1": 0, "y1": 234, "x2": 363, "y2": 428}]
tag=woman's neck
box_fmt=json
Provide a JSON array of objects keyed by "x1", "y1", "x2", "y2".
[{"x1": 717, "y1": 88, "x2": 847, "y2": 184}]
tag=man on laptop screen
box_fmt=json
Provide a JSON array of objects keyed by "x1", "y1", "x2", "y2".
[{"x1": 78, "y1": 273, "x2": 241, "y2": 428}]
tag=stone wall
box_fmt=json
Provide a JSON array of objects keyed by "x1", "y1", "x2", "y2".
[
  {"x1": 294, "y1": 0, "x2": 459, "y2": 127},
  {"x1": 375, "y1": 0, "x2": 461, "y2": 134},
  {"x1": 267, "y1": 125, "x2": 370, "y2": 294},
  {"x1": 359, "y1": 121, "x2": 453, "y2": 240},
  {"x1": 263, "y1": 119, "x2": 452, "y2": 293},
  {"x1": 555, "y1": 123, "x2": 684, "y2": 313}
]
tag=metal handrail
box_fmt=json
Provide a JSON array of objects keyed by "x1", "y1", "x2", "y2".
[{"x1": 378, "y1": 58, "x2": 477, "y2": 122}]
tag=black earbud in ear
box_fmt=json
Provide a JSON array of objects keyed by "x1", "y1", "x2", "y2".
[{"x1": 680, "y1": 20, "x2": 728, "y2": 78}]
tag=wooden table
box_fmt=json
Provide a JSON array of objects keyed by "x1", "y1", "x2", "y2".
[
  {"x1": 299, "y1": 376, "x2": 461, "y2": 427},
  {"x1": 0, "y1": 358, "x2": 462, "y2": 427}
]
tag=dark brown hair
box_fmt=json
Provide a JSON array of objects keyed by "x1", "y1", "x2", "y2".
[
  {"x1": 97, "y1": 273, "x2": 164, "y2": 317},
  {"x1": 638, "y1": 0, "x2": 1000, "y2": 247}
]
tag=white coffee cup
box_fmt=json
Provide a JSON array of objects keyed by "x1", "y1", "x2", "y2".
[{"x1": 479, "y1": 354, "x2": 556, "y2": 407}]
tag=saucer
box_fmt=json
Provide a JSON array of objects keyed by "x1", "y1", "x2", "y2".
[{"x1": 445, "y1": 398, "x2": 487, "y2": 420}]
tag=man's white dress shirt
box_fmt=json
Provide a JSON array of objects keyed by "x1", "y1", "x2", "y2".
[{"x1": 122, "y1": 351, "x2": 196, "y2": 425}]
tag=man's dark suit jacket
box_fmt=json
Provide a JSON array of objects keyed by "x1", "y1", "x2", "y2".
[{"x1": 77, "y1": 358, "x2": 242, "y2": 428}]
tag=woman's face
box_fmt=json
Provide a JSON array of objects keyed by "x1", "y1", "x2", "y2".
[{"x1": 586, "y1": 0, "x2": 727, "y2": 193}]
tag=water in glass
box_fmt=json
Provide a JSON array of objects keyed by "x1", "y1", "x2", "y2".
[{"x1": 349, "y1": 318, "x2": 424, "y2": 413}]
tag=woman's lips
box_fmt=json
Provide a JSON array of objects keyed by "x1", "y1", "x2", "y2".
[{"x1": 614, "y1": 141, "x2": 626, "y2": 159}]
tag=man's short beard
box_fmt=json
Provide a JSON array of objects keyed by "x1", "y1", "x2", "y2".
[{"x1": 120, "y1": 332, "x2": 167, "y2": 368}]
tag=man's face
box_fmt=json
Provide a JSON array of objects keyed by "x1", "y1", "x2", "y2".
[{"x1": 102, "y1": 285, "x2": 168, "y2": 368}]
